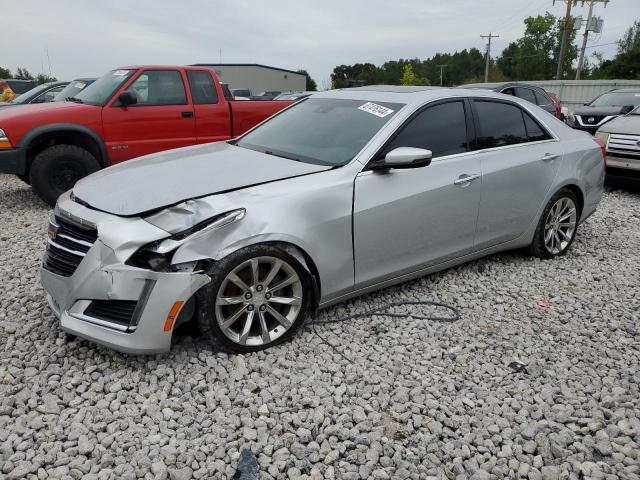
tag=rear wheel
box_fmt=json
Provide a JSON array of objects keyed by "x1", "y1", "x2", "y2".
[
  {"x1": 197, "y1": 245, "x2": 312, "y2": 353},
  {"x1": 528, "y1": 188, "x2": 580, "y2": 259},
  {"x1": 29, "y1": 144, "x2": 100, "y2": 207}
]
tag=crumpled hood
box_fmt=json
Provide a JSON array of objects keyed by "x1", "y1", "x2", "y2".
[
  {"x1": 597, "y1": 114, "x2": 640, "y2": 135},
  {"x1": 72, "y1": 142, "x2": 331, "y2": 216},
  {"x1": 572, "y1": 105, "x2": 628, "y2": 117}
]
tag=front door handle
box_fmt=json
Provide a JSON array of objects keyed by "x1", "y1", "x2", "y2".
[
  {"x1": 181, "y1": 111, "x2": 194, "y2": 118},
  {"x1": 454, "y1": 173, "x2": 481, "y2": 186},
  {"x1": 541, "y1": 153, "x2": 559, "y2": 162}
]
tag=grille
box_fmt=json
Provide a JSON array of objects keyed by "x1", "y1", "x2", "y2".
[
  {"x1": 43, "y1": 215, "x2": 98, "y2": 277},
  {"x1": 84, "y1": 300, "x2": 138, "y2": 327},
  {"x1": 608, "y1": 133, "x2": 640, "y2": 157},
  {"x1": 576, "y1": 115, "x2": 606, "y2": 126}
]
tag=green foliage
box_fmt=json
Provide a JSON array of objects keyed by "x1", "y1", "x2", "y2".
[
  {"x1": 496, "y1": 13, "x2": 576, "y2": 80},
  {"x1": 35, "y1": 73, "x2": 58, "y2": 84},
  {"x1": 618, "y1": 20, "x2": 640, "y2": 54},
  {"x1": 591, "y1": 47, "x2": 640, "y2": 79},
  {"x1": 296, "y1": 69, "x2": 317, "y2": 91},
  {"x1": 14, "y1": 67, "x2": 34, "y2": 80},
  {"x1": 399, "y1": 64, "x2": 429, "y2": 85},
  {"x1": 331, "y1": 63, "x2": 382, "y2": 88},
  {"x1": 0, "y1": 66, "x2": 11, "y2": 79}
]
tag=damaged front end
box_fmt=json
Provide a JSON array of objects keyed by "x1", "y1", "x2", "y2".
[{"x1": 40, "y1": 194, "x2": 213, "y2": 354}]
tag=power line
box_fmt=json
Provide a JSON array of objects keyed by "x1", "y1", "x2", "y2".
[{"x1": 576, "y1": 0, "x2": 610, "y2": 79}]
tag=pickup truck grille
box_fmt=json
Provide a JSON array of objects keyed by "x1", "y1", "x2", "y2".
[
  {"x1": 608, "y1": 133, "x2": 640, "y2": 157},
  {"x1": 43, "y1": 216, "x2": 98, "y2": 277}
]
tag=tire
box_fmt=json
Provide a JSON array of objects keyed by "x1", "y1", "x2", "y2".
[
  {"x1": 196, "y1": 245, "x2": 313, "y2": 353},
  {"x1": 29, "y1": 145, "x2": 101, "y2": 207},
  {"x1": 528, "y1": 188, "x2": 581, "y2": 259},
  {"x1": 16, "y1": 174, "x2": 30, "y2": 185}
]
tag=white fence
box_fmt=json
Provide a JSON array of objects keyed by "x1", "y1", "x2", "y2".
[{"x1": 522, "y1": 80, "x2": 640, "y2": 112}]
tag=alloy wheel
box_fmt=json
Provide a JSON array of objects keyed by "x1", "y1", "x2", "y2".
[
  {"x1": 544, "y1": 197, "x2": 577, "y2": 255},
  {"x1": 215, "y1": 256, "x2": 303, "y2": 346}
]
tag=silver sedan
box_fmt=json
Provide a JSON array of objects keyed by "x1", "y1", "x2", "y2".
[{"x1": 41, "y1": 86, "x2": 605, "y2": 353}]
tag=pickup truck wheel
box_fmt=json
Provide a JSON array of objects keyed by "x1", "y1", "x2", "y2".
[
  {"x1": 29, "y1": 145, "x2": 100, "y2": 207},
  {"x1": 196, "y1": 245, "x2": 312, "y2": 353}
]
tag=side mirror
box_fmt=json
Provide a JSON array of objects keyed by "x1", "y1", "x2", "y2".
[
  {"x1": 371, "y1": 147, "x2": 433, "y2": 170},
  {"x1": 118, "y1": 91, "x2": 137, "y2": 107}
]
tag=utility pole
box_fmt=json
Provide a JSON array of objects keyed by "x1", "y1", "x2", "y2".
[
  {"x1": 576, "y1": 0, "x2": 609, "y2": 79},
  {"x1": 437, "y1": 64, "x2": 448, "y2": 86},
  {"x1": 555, "y1": 0, "x2": 575, "y2": 80},
  {"x1": 480, "y1": 33, "x2": 499, "y2": 82}
]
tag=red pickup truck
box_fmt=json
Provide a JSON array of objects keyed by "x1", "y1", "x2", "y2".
[{"x1": 0, "y1": 65, "x2": 292, "y2": 205}]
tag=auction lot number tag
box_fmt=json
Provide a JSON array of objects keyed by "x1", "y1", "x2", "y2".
[{"x1": 358, "y1": 102, "x2": 394, "y2": 118}]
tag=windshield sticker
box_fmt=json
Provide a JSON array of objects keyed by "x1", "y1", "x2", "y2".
[
  {"x1": 358, "y1": 102, "x2": 394, "y2": 118},
  {"x1": 112, "y1": 70, "x2": 129, "y2": 76},
  {"x1": 74, "y1": 82, "x2": 86, "y2": 88}
]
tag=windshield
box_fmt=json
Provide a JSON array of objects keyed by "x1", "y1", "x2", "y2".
[
  {"x1": 54, "y1": 80, "x2": 91, "y2": 101},
  {"x1": 74, "y1": 69, "x2": 136, "y2": 105},
  {"x1": 11, "y1": 84, "x2": 50, "y2": 104},
  {"x1": 233, "y1": 89, "x2": 251, "y2": 97},
  {"x1": 236, "y1": 98, "x2": 404, "y2": 166},
  {"x1": 589, "y1": 91, "x2": 640, "y2": 108}
]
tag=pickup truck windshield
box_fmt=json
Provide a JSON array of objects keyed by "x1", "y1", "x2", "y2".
[
  {"x1": 236, "y1": 98, "x2": 404, "y2": 166},
  {"x1": 74, "y1": 69, "x2": 136, "y2": 105}
]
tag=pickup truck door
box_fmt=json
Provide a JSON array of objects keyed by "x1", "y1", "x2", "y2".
[
  {"x1": 185, "y1": 69, "x2": 232, "y2": 143},
  {"x1": 102, "y1": 69, "x2": 196, "y2": 164}
]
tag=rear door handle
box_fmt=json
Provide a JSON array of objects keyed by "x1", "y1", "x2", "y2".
[
  {"x1": 454, "y1": 173, "x2": 481, "y2": 186},
  {"x1": 541, "y1": 153, "x2": 559, "y2": 162},
  {"x1": 181, "y1": 111, "x2": 194, "y2": 118}
]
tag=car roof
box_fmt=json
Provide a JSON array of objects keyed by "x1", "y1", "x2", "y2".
[
  {"x1": 609, "y1": 88, "x2": 640, "y2": 93},
  {"x1": 72, "y1": 78, "x2": 97, "y2": 82},
  {"x1": 313, "y1": 86, "x2": 538, "y2": 108}
]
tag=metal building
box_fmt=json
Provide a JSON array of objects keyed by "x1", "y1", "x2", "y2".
[
  {"x1": 193, "y1": 64, "x2": 306, "y2": 95},
  {"x1": 522, "y1": 80, "x2": 640, "y2": 112}
]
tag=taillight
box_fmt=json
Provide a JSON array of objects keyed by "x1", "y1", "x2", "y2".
[{"x1": 594, "y1": 138, "x2": 607, "y2": 167}]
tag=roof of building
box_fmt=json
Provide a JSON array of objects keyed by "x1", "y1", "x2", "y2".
[{"x1": 192, "y1": 63, "x2": 305, "y2": 76}]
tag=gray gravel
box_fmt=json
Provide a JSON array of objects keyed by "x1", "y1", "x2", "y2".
[{"x1": 0, "y1": 173, "x2": 639, "y2": 480}]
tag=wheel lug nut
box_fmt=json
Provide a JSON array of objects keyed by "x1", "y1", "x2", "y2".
[
  {"x1": 245, "y1": 292, "x2": 252, "y2": 299},
  {"x1": 256, "y1": 285, "x2": 263, "y2": 292},
  {"x1": 247, "y1": 305, "x2": 254, "y2": 311},
  {"x1": 265, "y1": 293, "x2": 271, "y2": 299},
  {"x1": 259, "y1": 305, "x2": 266, "y2": 311}
]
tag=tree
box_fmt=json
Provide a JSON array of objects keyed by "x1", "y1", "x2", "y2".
[
  {"x1": 35, "y1": 73, "x2": 58, "y2": 84},
  {"x1": 496, "y1": 13, "x2": 577, "y2": 80},
  {"x1": 331, "y1": 63, "x2": 382, "y2": 88},
  {"x1": 0, "y1": 66, "x2": 11, "y2": 79},
  {"x1": 296, "y1": 69, "x2": 317, "y2": 91},
  {"x1": 14, "y1": 67, "x2": 34, "y2": 80},
  {"x1": 619, "y1": 20, "x2": 640, "y2": 54},
  {"x1": 400, "y1": 64, "x2": 417, "y2": 85}
]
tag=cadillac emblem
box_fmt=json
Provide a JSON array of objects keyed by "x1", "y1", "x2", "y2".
[{"x1": 587, "y1": 117, "x2": 595, "y2": 123}]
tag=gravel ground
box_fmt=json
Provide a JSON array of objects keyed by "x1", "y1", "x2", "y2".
[{"x1": 0, "y1": 173, "x2": 639, "y2": 480}]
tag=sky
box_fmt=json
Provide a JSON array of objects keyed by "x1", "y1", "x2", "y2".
[{"x1": 3, "y1": 0, "x2": 639, "y2": 88}]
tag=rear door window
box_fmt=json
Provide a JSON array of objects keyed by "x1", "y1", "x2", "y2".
[
  {"x1": 187, "y1": 70, "x2": 219, "y2": 104},
  {"x1": 523, "y1": 111, "x2": 552, "y2": 142},
  {"x1": 384, "y1": 100, "x2": 469, "y2": 158},
  {"x1": 473, "y1": 100, "x2": 528, "y2": 149},
  {"x1": 515, "y1": 87, "x2": 537, "y2": 105},
  {"x1": 534, "y1": 90, "x2": 551, "y2": 106}
]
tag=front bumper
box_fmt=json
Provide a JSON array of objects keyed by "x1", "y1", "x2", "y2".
[
  {"x1": 0, "y1": 147, "x2": 25, "y2": 174},
  {"x1": 606, "y1": 154, "x2": 640, "y2": 172},
  {"x1": 40, "y1": 197, "x2": 210, "y2": 354}
]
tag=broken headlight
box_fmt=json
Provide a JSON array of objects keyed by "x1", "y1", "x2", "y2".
[{"x1": 128, "y1": 208, "x2": 246, "y2": 271}]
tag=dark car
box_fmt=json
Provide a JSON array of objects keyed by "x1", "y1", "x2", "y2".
[
  {"x1": 53, "y1": 78, "x2": 96, "y2": 102},
  {"x1": 4, "y1": 79, "x2": 37, "y2": 95},
  {"x1": 0, "y1": 81, "x2": 69, "y2": 109},
  {"x1": 458, "y1": 82, "x2": 560, "y2": 118},
  {"x1": 567, "y1": 88, "x2": 640, "y2": 135},
  {"x1": 251, "y1": 91, "x2": 281, "y2": 100}
]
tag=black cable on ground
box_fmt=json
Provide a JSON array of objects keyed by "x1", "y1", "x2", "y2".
[{"x1": 306, "y1": 300, "x2": 461, "y2": 363}]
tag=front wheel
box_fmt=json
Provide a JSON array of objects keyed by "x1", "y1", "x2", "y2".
[
  {"x1": 29, "y1": 144, "x2": 101, "y2": 207},
  {"x1": 196, "y1": 245, "x2": 312, "y2": 353},
  {"x1": 528, "y1": 188, "x2": 580, "y2": 259}
]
